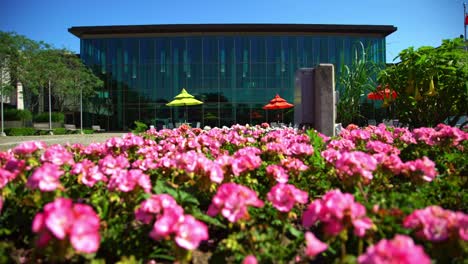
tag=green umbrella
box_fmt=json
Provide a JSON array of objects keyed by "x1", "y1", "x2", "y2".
[{"x1": 166, "y1": 88, "x2": 203, "y2": 122}]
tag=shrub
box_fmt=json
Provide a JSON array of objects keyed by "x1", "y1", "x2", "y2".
[
  {"x1": 132, "y1": 120, "x2": 148, "y2": 133},
  {"x1": 4, "y1": 127, "x2": 36, "y2": 136},
  {"x1": 379, "y1": 38, "x2": 468, "y2": 127},
  {"x1": 4, "y1": 109, "x2": 32, "y2": 121},
  {"x1": 33, "y1": 112, "x2": 65, "y2": 123},
  {"x1": 53, "y1": 128, "x2": 67, "y2": 135},
  {"x1": 83, "y1": 129, "x2": 94, "y2": 134}
]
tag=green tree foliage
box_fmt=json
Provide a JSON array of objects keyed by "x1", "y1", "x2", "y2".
[
  {"x1": 379, "y1": 38, "x2": 468, "y2": 127},
  {"x1": 337, "y1": 42, "x2": 381, "y2": 126},
  {"x1": 0, "y1": 31, "x2": 103, "y2": 113}
]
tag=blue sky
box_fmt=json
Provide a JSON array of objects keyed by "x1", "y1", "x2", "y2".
[{"x1": 1, "y1": 0, "x2": 465, "y2": 62}]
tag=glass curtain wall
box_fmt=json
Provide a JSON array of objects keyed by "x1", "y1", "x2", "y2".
[{"x1": 81, "y1": 35, "x2": 385, "y2": 130}]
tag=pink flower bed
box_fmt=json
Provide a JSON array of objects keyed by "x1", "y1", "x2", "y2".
[{"x1": 0, "y1": 123, "x2": 466, "y2": 262}]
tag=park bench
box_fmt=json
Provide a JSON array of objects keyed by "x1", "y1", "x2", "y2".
[
  {"x1": 33, "y1": 123, "x2": 54, "y2": 135},
  {"x1": 92, "y1": 125, "x2": 105, "y2": 132},
  {"x1": 64, "y1": 124, "x2": 79, "y2": 133}
]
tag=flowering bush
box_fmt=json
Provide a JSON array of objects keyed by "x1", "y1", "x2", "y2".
[
  {"x1": 0, "y1": 123, "x2": 466, "y2": 263},
  {"x1": 302, "y1": 189, "x2": 373, "y2": 237},
  {"x1": 357, "y1": 235, "x2": 431, "y2": 264},
  {"x1": 32, "y1": 198, "x2": 101, "y2": 255}
]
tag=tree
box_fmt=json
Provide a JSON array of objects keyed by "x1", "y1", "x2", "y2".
[
  {"x1": 0, "y1": 31, "x2": 103, "y2": 114},
  {"x1": 52, "y1": 53, "x2": 103, "y2": 112},
  {"x1": 379, "y1": 38, "x2": 468, "y2": 127}
]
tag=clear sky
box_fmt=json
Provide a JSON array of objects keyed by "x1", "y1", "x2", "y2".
[{"x1": 1, "y1": 0, "x2": 465, "y2": 62}]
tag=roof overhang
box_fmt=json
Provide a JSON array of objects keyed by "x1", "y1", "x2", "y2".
[{"x1": 68, "y1": 24, "x2": 397, "y2": 39}]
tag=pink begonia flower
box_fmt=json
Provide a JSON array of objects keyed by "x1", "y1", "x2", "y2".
[
  {"x1": 207, "y1": 183, "x2": 264, "y2": 222},
  {"x1": 358, "y1": 235, "x2": 430, "y2": 264},
  {"x1": 243, "y1": 255, "x2": 258, "y2": 264},
  {"x1": 13, "y1": 141, "x2": 46, "y2": 156},
  {"x1": 288, "y1": 142, "x2": 314, "y2": 156},
  {"x1": 265, "y1": 142, "x2": 287, "y2": 154},
  {"x1": 302, "y1": 189, "x2": 373, "y2": 237},
  {"x1": 99, "y1": 154, "x2": 130, "y2": 176},
  {"x1": 107, "y1": 169, "x2": 151, "y2": 193},
  {"x1": 266, "y1": 165, "x2": 289, "y2": 183},
  {"x1": 432, "y1": 123, "x2": 466, "y2": 146},
  {"x1": 70, "y1": 204, "x2": 101, "y2": 253},
  {"x1": 105, "y1": 136, "x2": 126, "y2": 149},
  {"x1": 366, "y1": 141, "x2": 400, "y2": 155},
  {"x1": 122, "y1": 133, "x2": 145, "y2": 148},
  {"x1": 328, "y1": 139, "x2": 356, "y2": 151},
  {"x1": 373, "y1": 153, "x2": 403, "y2": 175},
  {"x1": 347, "y1": 128, "x2": 371, "y2": 141},
  {"x1": 280, "y1": 157, "x2": 308, "y2": 173},
  {"x1": 371, "y1": 124, "x2": 395, "y2": 144},
  {"x1": 27, "y1": 163, "x2": 64, "y2": 191},
  {"x1": 175, "y1": 215, "x2": 209, "y2": 250},
  {"x1": 231, "y1": 147, "x2": 262, "y2": 176},
  {"x1": 32, "y1": 198, "x2": 101, "y2": 254},
  {"x1": 136, "y1": 194, "x2": 209, "y2": 250},
  {"x1": 413, "y1": 127, "x2": 436, "y2": 145},
  {"x1": 305, "y1": 232, "x2": 328, "y2": 258},
  {"x1": 41, "y1": 144, "x2": 75, "y2": 166},
  {"x1": 403, "y1": 205, "x2": 468, "y2": 242},
  {"x1": 334, "y1": 151, "x2": 377, "y2": 183},
  {"x1": 393, "y1": 127, "x2": 417, "y2": 144},
  {"x1": 135, "y1": 194, "x2": 181, "y2": 224},
  {"x1": 82, "y1": 142, "x2": 107, "y2": 156},
  {"x1": 44, "y1": 198, "x2": 75, "y2": 239},
  {"x1": 0, "y1": 155, "x2": 27, "y2": 189},
  {"x1": 401, "y1": 156, "x2": 438, "y2": 182},
  {"x1": 209, "y1": 163, "x2": 224, "y2": 183},
  {"x1": 168, "y1": 150, "x2": 225, "y2": 183},
  {"x1": 150, "y1": 208, "x2": 184, "y2": 240},
  {"x1": 267, "y1": 183, "x2": 308, "y2": 212},
  {"x1": 321, "y1": 148, "x2": 341, "y2": 164},
  {"x1": 71, "y1": 159, "x2": 107, "y2": 187}
]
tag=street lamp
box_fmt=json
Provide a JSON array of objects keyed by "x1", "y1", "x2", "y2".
[
  {"x1": 48, "y1": 79, "x2": 53, "y2": 135},
  {"x1": 0, "y1": 88, "x2": 5, "y2": 137},
  {"x1": 80, "y1": 82, "x2": 83, "y2": 134},
  {"x1": 1, "y1": 70, "x2": 6, "y2": 137}
]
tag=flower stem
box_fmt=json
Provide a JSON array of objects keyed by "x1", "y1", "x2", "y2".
[{"x1": 357, "y1": 181, "x2": 368, "y2": 203}]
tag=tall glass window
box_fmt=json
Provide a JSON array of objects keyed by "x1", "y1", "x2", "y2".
[{"x1": 81, "y1": 34, "x2": 387, "y2": 130}]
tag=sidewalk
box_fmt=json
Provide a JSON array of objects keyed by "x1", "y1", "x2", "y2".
[{"x1": 0, "y1": 133, "x2": 125, "y2": 151}]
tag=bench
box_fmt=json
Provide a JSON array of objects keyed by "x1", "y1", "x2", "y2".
[
  {"x1": 92, "y1": 125, "x2": 105, "y2": 132},
  {"x1": 64, "y1": 124, "x2": 79, "y2": 133},
  {"x1": 33, "y1": 123, "x2": 54, "y2": 135}
]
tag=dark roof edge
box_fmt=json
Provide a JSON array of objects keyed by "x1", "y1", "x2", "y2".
[{"x1": 68, "y1": 24, "x2": 397, "y2": 38}]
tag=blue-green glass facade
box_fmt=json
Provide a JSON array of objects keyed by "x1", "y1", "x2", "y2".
[{"x1": 80, "y1": 34, "x2": 386, "y2": 130}]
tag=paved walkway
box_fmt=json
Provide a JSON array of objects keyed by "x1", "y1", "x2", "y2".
[{"x1": 0, "y1": 133, "x2": 125, "y2": 151}]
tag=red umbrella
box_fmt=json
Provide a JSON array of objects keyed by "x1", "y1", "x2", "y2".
[
  {"x1": 367, "y1": 85, "x2": 397, "y2": 100},
  {"x1": 262, "y1": 94, "x2": 294, "y2": 123},
  {"x1": 262, "y1": 94, "x2": 294, "y2": 110}
]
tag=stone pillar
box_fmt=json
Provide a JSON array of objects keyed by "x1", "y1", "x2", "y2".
[
  {"x1": 314, "y1": 64, "x2": 336, "y2": 137},
  {"x1": 294, "y1": 68, "x2": 315, "y2": 127},
  {"x1": 294, "y1": 64, "x2": 336, "y2": 136}
]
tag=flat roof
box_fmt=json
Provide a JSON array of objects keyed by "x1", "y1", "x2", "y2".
[{"x1": 69, "y1": 24, "x2": 397, "y2": 38}]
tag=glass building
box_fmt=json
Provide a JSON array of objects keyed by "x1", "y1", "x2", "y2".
[{"x1": 69, "y1": 24, "x2": 396, "y2": 130}]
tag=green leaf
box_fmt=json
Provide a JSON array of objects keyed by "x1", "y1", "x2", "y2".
[
  {"x1": 287, "y1": 225, "x2": 303, "y2": 238},
  {"x1": 190, "y1": 208, "x2": 226, "y2": 228}
]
